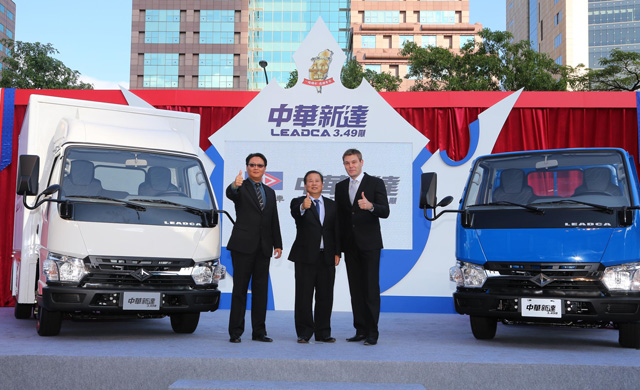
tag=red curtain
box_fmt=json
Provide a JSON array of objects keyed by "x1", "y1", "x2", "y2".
[{"x1": 1, "y1": 91, "x2": 637, "y2": 306}]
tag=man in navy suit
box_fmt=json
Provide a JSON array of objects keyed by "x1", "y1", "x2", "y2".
[
  {"x1": 289, "y1": 171, "x2": 340, "y2": 343},
  {"x1": 335, "y1": 149, "x2": 389, "y2": 346},
  {"x1": 226, "y1": 153, "x2": 282, "y2": 343}
]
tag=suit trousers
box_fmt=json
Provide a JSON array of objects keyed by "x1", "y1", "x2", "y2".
[
  {"x1": 294, "y1": 251, "x2": 335, "y2": 340},
  {"x1": 344, "y1": 248, "x2": 381, "y2": 340},
  {"x1": 228, "y1": 249, "x2": 271, "y2": 338}
]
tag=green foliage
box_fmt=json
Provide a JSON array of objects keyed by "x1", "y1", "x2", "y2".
[
  {"x1": 0, "y1": 40, "x2": 93, "y2": 89},
  {"x1": 401, "y1": 29, "x2": 582, "y2": 91},
  {"x1": 587, "y1": 48, "x2": 640, "y2": 91},
  {"x1": 284, "y1": 59, "x2": 401, "y2": 91}
]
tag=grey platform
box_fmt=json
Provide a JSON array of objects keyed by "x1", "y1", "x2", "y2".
[{"x1": 1, "y1": 308, "x2": 639, "y2": 390}]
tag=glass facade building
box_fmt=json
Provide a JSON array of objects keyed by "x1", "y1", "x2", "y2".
[
  {"x1": 589, "y1": 0, "x2": 640, "y2": 68},
  {"x1": 130, "y1": 0, "x2": 350, "y2": 90},
  {"x1": 247, "y1": 0, "x2": 351, "y2": 90}
]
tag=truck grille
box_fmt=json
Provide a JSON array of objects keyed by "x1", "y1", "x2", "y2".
[
  {"x1": 91, "y1": 256, "x2": 192, "y2": 272},
  {"x1": 82, "y1": 256, "x2": 195, "y2": 289},
  {"x1": 483, "y1": 262, "x2": 604, "y2": 297}
]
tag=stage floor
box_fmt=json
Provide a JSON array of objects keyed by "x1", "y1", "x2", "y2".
[{"x1": 1, "y1": 308, "x2": 639, "y2": 389}]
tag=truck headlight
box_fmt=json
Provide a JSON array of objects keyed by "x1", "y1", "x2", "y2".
[
  {"x1": 192, "y1": 262, "x2": 214, "y2": 285},
  {"x1": 44, "y1": 253, "x2": 87, "y2": 283},
  {"x1": 450, "y1": 261, "x2": 487, "y2": 288},
  {"x1": 602, "y1": 262, "x2": 640, "y2": 292},
  {"x1": 214, "y1": 264, "x2": 226, "y2": 282}
]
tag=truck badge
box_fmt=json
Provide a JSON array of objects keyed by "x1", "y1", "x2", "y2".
[{"x1": 132, "y1": 268, "x2": 152, "y2": 281}]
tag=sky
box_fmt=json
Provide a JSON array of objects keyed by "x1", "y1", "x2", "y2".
[{"x1": 13, "y1": 0, "x2": 506, "y2": 90}]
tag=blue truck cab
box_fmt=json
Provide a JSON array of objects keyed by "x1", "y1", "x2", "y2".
[{"x1": 421, "y1": 148, "x2": 640, "y2": 348}]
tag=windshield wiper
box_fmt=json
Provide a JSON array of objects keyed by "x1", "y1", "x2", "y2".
[
  {"x1": 63, "y1": 195, "x2": 146, "y2": 211},
  {"x1": 129, "y1": 198, "x2": 207, "y2": 217},
  {"x1": 533, "y1": 199, "x2": 613, "y2": 214},
  {"x1": 468, "y1": 201, "x2": 544, "y2": 215}
]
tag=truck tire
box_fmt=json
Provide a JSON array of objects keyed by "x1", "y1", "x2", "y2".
[
  {"x1": 618, "y1": 322, "x2": 640, "y2": 349},
  {"x1": 14, "y1": 303, "x2": 34, "y2": 319},
  {"x1": 470, "y1": 316, "x2": 497, "y2": 340},
  {"x1": 36, "y1": 306, "x2": 62, "y2": 336},
  {"x1": 170, "y1": 312, "x2": 200, "y2": 334}
]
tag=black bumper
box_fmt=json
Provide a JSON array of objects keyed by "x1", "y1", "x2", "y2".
[
  {"x1": 39, "y1": 285, "x2": 221, "y2": 314},
  {"x1": 454, "y1": 290, "x2": 640, "y2": 323}
]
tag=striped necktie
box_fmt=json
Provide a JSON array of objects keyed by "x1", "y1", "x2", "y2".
[{"x1": 255, "y1": 182, "x2": 264, "y2": 210}]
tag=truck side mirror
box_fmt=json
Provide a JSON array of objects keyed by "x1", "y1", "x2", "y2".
[
  {"x1": 420, "y1": 172, "x2": 438, "y2": 209},
  {"x1": 16, "y1": 155, "x2": 40, "y2": 196}
]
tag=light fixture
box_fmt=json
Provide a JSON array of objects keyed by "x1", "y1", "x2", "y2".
[{"x1": 259, "y1": 60, "x2": 269, "y2": 85}]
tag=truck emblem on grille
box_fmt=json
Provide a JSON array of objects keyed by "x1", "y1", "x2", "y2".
[
  {"x1": 132, "y1": 268, "x2": 152, "y2": 281},
  {"x1": 531, "y1": 273, "x2": 553, "y2": 287}
]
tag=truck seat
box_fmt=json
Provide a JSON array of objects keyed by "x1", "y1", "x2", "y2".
[
  {"x1": 493, "y1": 168, "x2": 534, "y2": 204},
  {"x1": 138, "y1": 166, "x2": 179, "y2": 196},
  {"x1": 573, "y1": 167, "x2": 621, "y2": 196},
  {"x1": 62, "y1": 160, "x2": 103, "y2": 197}
]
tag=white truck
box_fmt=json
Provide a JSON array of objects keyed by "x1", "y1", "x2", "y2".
[{"x1": 11, "y1": 94, "x2": 225, "y2": 336}]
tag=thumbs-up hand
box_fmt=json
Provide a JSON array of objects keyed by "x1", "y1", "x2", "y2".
[
  {"x1": 302, "y1": 193, "x2": 312, "y2": 210},
  {"x1": 358, "y1": 192, "x2": 373, "y2": 211},
  {"x1": 234, "y1": 170, "x2": 244, "y2": 188}
]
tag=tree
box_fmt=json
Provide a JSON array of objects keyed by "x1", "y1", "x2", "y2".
[
  {"x1": 587, "y1": 48, "x2": 640, "y2": 91},
  {"x1": 401, "y1": 29, "x2": 583, "y2": 91},
  {"x1": 285, "y1": 59, "x2": 401, "y2": 91},
  {"x1": 0, "y1": 40, "x2": 93, "y2": 89}
]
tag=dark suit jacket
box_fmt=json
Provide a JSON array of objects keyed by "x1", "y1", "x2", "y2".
[
  {"x1": 226, "y1": 179, "x2": 282, "y2": 257},
  {"x1": 288, "y1": 196, "x2": 340, "y2": 265},
  {"x1": 335, "y1": 173, "x2": 390, "y2": 252}
]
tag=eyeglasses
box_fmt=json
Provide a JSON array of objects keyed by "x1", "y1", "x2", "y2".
[{"x1": 247, "y1": 163, "x2": 265, "y2": 168}]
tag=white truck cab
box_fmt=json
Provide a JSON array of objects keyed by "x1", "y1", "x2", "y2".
[{"x1": 12, "y1": 95, "x2": 225, "y2": 336}]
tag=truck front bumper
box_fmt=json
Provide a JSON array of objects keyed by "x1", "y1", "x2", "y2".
[
  {"x1": 454, "y1": 290, "x2": 640, "y2": 323},
  {"x1": 39, "y1": 285, "x2": 221, "y2": 314}
]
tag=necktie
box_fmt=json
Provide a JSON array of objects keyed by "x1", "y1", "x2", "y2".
[
  {"x1": 313, "y1": 199, "x2": 323, "y2": 225},
  {"x1": 349, "y1": 179, "x2": 358, "y2": 204},
  {"x1": 255, "y1": 182, "x2": 264, "y2": 210}
]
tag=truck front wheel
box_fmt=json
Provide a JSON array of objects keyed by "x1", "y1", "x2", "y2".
[
  {"x1": 618, "y1": 322, "x2": 640, "y2": 349},
  {"x1": 170, "y1": 312, "x2": 200, "y2": 334},
  {"x1": 14, "y1": 303, "x2": 34, "y2": 319},
  {"x1": 36, "y1": 305, "x2": 62, "y2": 336},
  {"x1": 470, "y1": 316, "x2": 497, "y2": 340}
]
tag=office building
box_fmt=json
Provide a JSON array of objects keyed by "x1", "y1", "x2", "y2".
[
  {"x1": 507, "y1": 0, "x2": 640, "y2": 69},
  {"x1": 130, "y1": 0, "x2": 351, "y2": 90},
  {"x1": 0, "y1": 0, "x2": 15, "y2": 66},
  {"x1": 130, "y1": 1, "x2": 484, "y2": 91},
  {"x1": 351, "y1": 0, "x2": 482, "y2": 90}
]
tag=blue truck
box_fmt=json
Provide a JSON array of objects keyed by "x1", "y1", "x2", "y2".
[{"x1": 421, "y1": 148, "x2": 640, "y2": 348}]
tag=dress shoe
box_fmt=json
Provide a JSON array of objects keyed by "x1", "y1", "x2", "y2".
[
  {"x1": 229, "y1": 336, "x2": 241, "y2": 343},
  {"x1": 364, "y1": 338, "x2": 377, "y2": 346},
  {"x1": 297, "y1": 337, "x2": 310, "y2": 344},
  {"x1": 252, "y1": 335, "x2": 273, "y2": 342},
  {"x1": 316, "y1": 337, "x2": 336, "y2": 343},
  {"x1": 346, "y1": 334, "x2": 366, "y2": 342}
]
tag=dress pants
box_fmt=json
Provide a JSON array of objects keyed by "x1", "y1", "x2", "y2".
[
  {"x1": 228, "y1": 249, "x2": 271, "y2": 338},
  {"x1": 294, "y1": 251, "x2": 335, "y2": 340},
  {"x1": 344, "y1": 248, "x2": 381, "y2": 341}
]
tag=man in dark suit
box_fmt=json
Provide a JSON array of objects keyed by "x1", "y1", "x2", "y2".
[
  {"x1": 289, "y1": 171, "x2": 340, "y2": 344},
  {"x1": 226, "y1": 153, "x2": 282, "y2": 343},
  {"x1": 335, "y1": 148, "x2": 389, "y2": 346}
]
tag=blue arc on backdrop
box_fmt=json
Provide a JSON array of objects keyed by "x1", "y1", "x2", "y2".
[{"x1": 204, "y1": 120, "x2": 478, "y2": 309}]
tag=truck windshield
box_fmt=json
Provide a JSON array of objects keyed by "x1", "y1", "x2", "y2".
[
  {"x1": 463, "y1": 150, "x2": 631, "y2": 209},
  {"x1": 60, "y1": 147, "x2": 215, "y2": 211}
]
